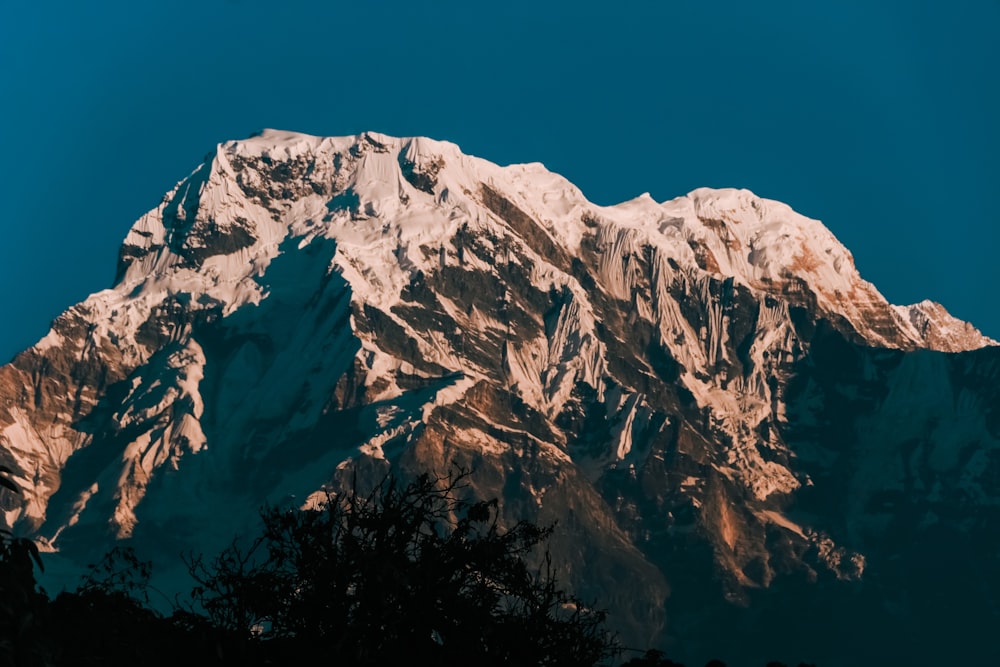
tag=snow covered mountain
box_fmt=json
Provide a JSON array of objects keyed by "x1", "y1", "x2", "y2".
[{"x1": 2, "y1": 130, "x2": 998, "y2": 664}]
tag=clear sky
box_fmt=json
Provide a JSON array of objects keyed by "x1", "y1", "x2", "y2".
[{"x1": 1, "y1": 1, "x2": 997, "y2": 361}]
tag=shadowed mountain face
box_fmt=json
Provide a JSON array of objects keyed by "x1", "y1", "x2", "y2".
[{"x1": 1, "y1": 130, "x2": 998, "y2": 665}]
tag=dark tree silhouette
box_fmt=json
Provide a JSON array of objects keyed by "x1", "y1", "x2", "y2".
[
  {"x1": 0, "y1": 463, "x2": 820, "y2": 666},
  {"x1": 185, "y1": 467, "x2": 617, "y2": 666},
  {"x1": 0, "y1": 466, "x2": 48, "y2": 667},
  {"x1": 45, "y1": 547, "x2": 187, "y2": 666}
]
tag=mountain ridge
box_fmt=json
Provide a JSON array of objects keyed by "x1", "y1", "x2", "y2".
[{"x1": 2, "y1": 130, "x2": 999, "y2": 664}]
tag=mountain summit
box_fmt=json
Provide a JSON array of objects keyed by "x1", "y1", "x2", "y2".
[{"x1": 2, "y1": 131, "x2": 998, "y2": 664}]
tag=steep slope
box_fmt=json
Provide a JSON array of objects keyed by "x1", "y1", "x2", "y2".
[{"x1": 1, "y1": 130, "x2": 998, "y2": 663}]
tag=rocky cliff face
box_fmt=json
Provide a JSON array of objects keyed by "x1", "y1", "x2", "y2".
[{"x1": 2, "y1": 130, "x2": 997, "y2": 664}]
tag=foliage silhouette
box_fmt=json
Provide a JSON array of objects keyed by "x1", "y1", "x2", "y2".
[
  {"x1": 0, "y1": 463, "x2": 820, "y2": 666},
  {"x1": 184, "y1": 466, "x2": 617, "y2": 665},
  {"x1": 44, "y1": 546, "x2": 189, "y2": 666},
  {"x1": 0, "y1": 466, "x2": 49, "y2": 667}
]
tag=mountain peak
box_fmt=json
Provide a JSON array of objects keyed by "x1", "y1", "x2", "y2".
[
  {"x1": 110, "y1": 131, "x2": 994, "y2": 355},
  {"x1": 3, "y1": 130, "x2": 1000, "y2": 664}
]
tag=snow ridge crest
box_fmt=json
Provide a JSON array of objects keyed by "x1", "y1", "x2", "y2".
[{"x1": 114, "y1": 130, "x2": 995, "y2": 354}]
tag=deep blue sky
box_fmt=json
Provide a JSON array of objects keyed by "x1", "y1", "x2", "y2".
[{"x1": 1, "y1": 1, "x2": 997, "y2": 360}]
